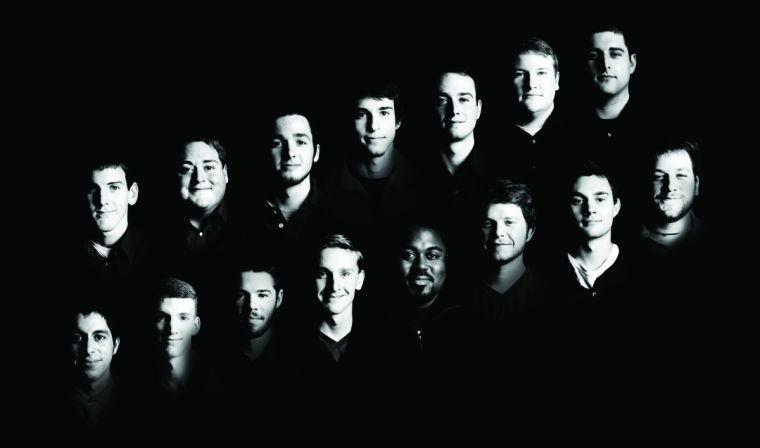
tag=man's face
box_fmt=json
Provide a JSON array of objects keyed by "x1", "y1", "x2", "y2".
[
  {"x1": 236, "y1": 271, "x2": 282, "y2": 339},
  {"x1": 482, "y1": 203, "x2": 534, "y2": 265},
  {"x1": 587, "y1": 31, "x2": 636, "y2": 97},
  {"x1": 72, "y1": 312, "x2": 119, "y2": 384},
  {"x1": 155, "y1": 298, "x2": 200, "y2": 360},
  {"x1": 399, "y1": 227, "x2": 447, "y2": 308},
  {"x1": 87, "y1": 167, "x2": 138, "y2": 234},
  {"x1": 652, "y1": 150, "x2": 700, "y2": 223},
  {"x1": 435, "y1": 73, "x2": 482, "y2": 142},
  {"x1": 271, "y1": 114, "x2": 320, "y2": 186},
  {"x1": 570, "y1": 175, "x2": 621, "y2": 240},
  {"x1": 315, "y1": 248, "x2": 365, "y2": 317},
  {"x1": 353, "y1": 97, "x2": 400, "y2": 158},
  {"x1": 178, "y1": 141, "x2": 228, "y2": 213},
  {"x1": 512, "y1": 52, "x2": 559, "y2": 116}
]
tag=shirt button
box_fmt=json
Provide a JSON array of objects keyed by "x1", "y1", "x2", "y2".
[
  {"x1": 607, "y1": 132, "x2": 612, "y2": 138},
  {"x1": 278, "y1": 223, "x2": 284, "y2": 229},
  {"x1": 199, "y1": 232, "x2": 203, "y2": 237},
  {"x1": 531, "y1": 139, "x2": 536, "y2": 144},
  {"x1": 592, "y1": 291, "x2": 598, "y2": 297}
]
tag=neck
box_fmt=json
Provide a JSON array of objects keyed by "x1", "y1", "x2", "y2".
[
  {"x1": 516, "y1": 103, "x2": 554, "y2": 136},
  {"x1": 648, "y1": 211, "x2": 695, "y2": 244},
  {"x1": 274, "y1": 178, "x2": 311, "y2": 221},
  {"x1": 243, "y1": 327, "x2": 274, "y2": 362},
  {"x1": 319, "y1": 306, "x2": 353, "y2": 341},
  {"x1": 595, "y1": 89, "x2": 629, "y2": 120},
  {"x1": 168, "y1": 352, "x2": 192, "y2": 384},
  {"x1": 188, "y1": 203, "x2": 220, "y2": 229},
  {"x1": 573, "y1": 234, "x2": 614, "y2": 270},
  {"x1": 487, "y1": 257, "x2": 526, "y2": 294},
  {"x1": 441, "y1": 134, "x2": 475, "y2": 174},
  {"x1": 354, "y1": 146, "x2": 396, "y2": 179},
  {"x1": 96, "y1": 218, "x2": 128, "y2": 247}
]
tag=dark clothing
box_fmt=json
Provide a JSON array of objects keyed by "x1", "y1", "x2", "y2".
[
  {"x1": 337, "y1": 150, "x2": 420, "y2": 222},
  {"x1": 77, "y1": 223, "x2": 154, "y2": 286}
]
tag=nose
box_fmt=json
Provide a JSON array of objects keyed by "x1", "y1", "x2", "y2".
[
  {"x1": 527, "y1": 73, "x2": 537, "y2": 89},
  {"x1": 664, "y1": 175, "x2": 677, "y2": 192},
  {"x1": 495, "y1": 221, "x2": 508, "y2": 237},
  {"x1": 86, "y1": 337, "x2": 97, "y2": 354},
  {"x1": 368, "y1": 114, "x2": 379, "y2": 132},
  {"x1": 191, "y1": 166, "x2": 207, "y2": 183},
  {"x1": 91, "y1": 188, "x2": 104, "y2": 207},
  {"x1": 283, "y1": 141, "x2": 297, "y2": 159}
]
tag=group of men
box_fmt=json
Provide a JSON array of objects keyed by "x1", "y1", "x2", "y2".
[{"x1": 59, "y1": 25, "x2": 711, "y2": 432}]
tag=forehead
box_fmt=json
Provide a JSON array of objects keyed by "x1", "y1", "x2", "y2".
[
  {"x1": 656, "y1": 150, "x2": 694, "y2": 171},
  {"x1": 486, "y1": 203, "x2": 526, "y2": 221},
  {"x1": 240, "y1": 271, "x2": 276, "y2": 290},
  {"x1": 159, "y1": 297, "x2": 196, "y2": 313},
  {"x1": 514, "y1": 53, "x2": 555, "y2": 71},
  {"x1": 76, "y1": 312, "x2": 110, "y2": 333},
  {"x1": 356, "y1": 97, "x2": 395, "y2": 110},
  {"x1": 574, "y1": 175, "x2": 613, "y2": 195},
  {"x1": 183, "y1": 141, "x2": 221, "y2": 163},
  {"x1": 590, "y1": 31, "x2": 628, "y2": 52},
  {"x1": 91, "y1": 167, "x2": 127, "y2": 184},
  {"x1": 319, "y1": 247, "x2": 359, "y2": 269},
  {"x1": 438, "y1": 73, "x2": 476, "y2": 96},
  {"x1": 407, "y1": 228, "x2": 445, "y2": 251},
  {"x1": 274, "y1": 114, "x2": 313, "y2": 138}
]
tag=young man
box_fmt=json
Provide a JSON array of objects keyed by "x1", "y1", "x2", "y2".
[
  {"x1": 234, "y1": 265, "x2": 284, "y2": 364},
  {"x1": 475, "y1": 180, "x2": 543, "y2": 316},
  {"x1": 80, "y1": 158, "x2": 149, "y2": 284},
  {"x1": 339, "y1": 81, "x2": 418, "y2": 221},
  {"x1": 642, "y1": 139, "x2": 705, "y2": 252},
  {"x1": 69, "y1": 302, "x2": 122, "y2": 429},
  {"x1": 153, "y1": 277, "x2": 202, "y2": 393}
]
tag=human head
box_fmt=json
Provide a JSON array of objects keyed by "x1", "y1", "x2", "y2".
[
  {"x1": 511, "y1": 37, "x2": 560, "y2": 118},
  {"x1": 154, "y1": 278, "x2": 201, "y2": 360},
  {"x1": 569, "y1": 161, "x2": 621, "y2": 241},
  {"x1": 86, "y1": 159, "x2": 139, "y2": 239},
  {"x1": 270, "y1": 110, "x2": 320, "y2": 187},
  {"x1": 481, "y1": 180, "x2": 536, "y2": 265},
  {"x1": 178, "y1": 138, "x2": 228, "y2": 215},
  {"x1": 314, "y1": 234, "x2": 365, "y2": 319},
  {"x1": 434, "y1": 70, "x2": 482, "y2": 142},
  {"x1": 398, "y1": 224, "x2": 448, "y2": 309},
  {"x1": 351, "y1": 81, "x2": 401, "y2": 159},
  {"x1": 71, "y1": 302, "x2": 120, "y2": 387},
  {"x1": 650, "y1": 139, "x2": 701, "y2": 224},
  {"x1": 586, "y1": 26, "x2": 637, "y2": 98},
  {"x1": 235, "y1": 264, "x2": 283, "y2": 339}
]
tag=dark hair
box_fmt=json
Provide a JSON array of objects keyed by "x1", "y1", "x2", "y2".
[
  {"x1": 238, "y1": 263, "x2": 282, "y2": 292},
  {"x1": 569, "y1": 160, "x2": 619, "y2": 201},
  {"x1": 483, "y1": 179, "x2": 537, "y2": 231},
  {"x1": 154, "y1": 277, "x2": 199, "y2": 313},
  {"x1": 653, "y1": 138, "x2": 701, "y2": 176},
  {"x1": 515, "y1": 37, "x2": 559, "y2": 73},
  {"x1": 435, "y1": 68, "x2": 481, "y2": 101},
  {"x1": 317, "y1": 234, "x2": 364, "y2": 271},
  {"x1": 179, "y1": 138, "x2": 228, "y2": 167},
  {"x1": 349, "y1": 81, "x2": 403, "y2": 123},
  {"x1": 70, "y1": 299, "x2": 122, "y2": 341},
  {"x1": 588, "y1": 25, "x2": 636, "y2": 55}
]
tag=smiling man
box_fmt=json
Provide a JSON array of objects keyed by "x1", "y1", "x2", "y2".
[{"x1": 81, "y1": 157, "x2": 150, "y2": 283}]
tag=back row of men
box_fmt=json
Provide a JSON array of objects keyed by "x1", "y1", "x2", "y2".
[{"x1": 59, "y1": 26, "x2": 714, "y2": 432}]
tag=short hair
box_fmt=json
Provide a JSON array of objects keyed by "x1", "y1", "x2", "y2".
[
  {"x1": 483, "y1": 179, "x2": 537, "y2": 231},
  {"x1": 515, "y1": 37, "x2": 559, "y2": 73},
  {"x1": 82, "y1": 153, "x2": 135, "y2": 192},
  {"x1": 238, "y1": 262, "x2": 282, "y2": 292},
  {"x1": 653, "y1": 138, "x2": 701, "y2": 176},
  {"x1": 317, "y1": 234, "x2": 364, "y2": 271},
  {"x1": 179, "y1": 138, "x2": 228, "y2": 167},
  {"x1": 70, "y1": 299, "x2": 122, "y2": 341},
  {"x1": 435, "y1": 68, "x2": 481, "y2": 101},
  {"x1": 154, "y1": 277, "x2": 199, "y2": 313},
  {"x1": 589, "y1": 24, "x2": 636, "y2": 55},
  {"x1": 350, "y1": 81, "x2": 403, "y2": 123},
  {"x1": 269, "y1": 99, "x2": 320, "y2": 145},
  {"x1": 569, "y1": 160, "x2": 619, "y2": 201}
]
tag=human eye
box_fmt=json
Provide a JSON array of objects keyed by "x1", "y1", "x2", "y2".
[
  {"x1": 400, "y1": 250, "x2": 416, "y2": 262},
  {"x1": 271, "y1": 139, "x2": 283, "y2": 149},
  {"x1": 459, "y1": 97, "x2": 471, "y2": 103},
  {"x1": 425, "y1": 251, "x2": 442, "y2": 261},
  {"x1": 205, "y1": 164, "x2": 216, "y2": 172},
  {"x1": 72, "y1": 333, "x2": 83, "y2": 343},
  {"x1": 178, "y1": 165, "x2": 193, "y2": 175},
  {"x1": 436, "y1": 96, "x2": 449, "y2": 106},
  {"x1": 94, "y1": 334, "x2": 107, "y2": 342}
]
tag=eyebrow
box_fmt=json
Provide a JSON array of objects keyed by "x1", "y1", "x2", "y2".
[
  {"x1": 379, "y1": 106, "x2": 394, "y2": 111},
  {"x1": 293, "y1": 133, "x2": 312, "y2": 140},
  {"x1": 608, "y1": 47, "x2": 627, "y2": 53},
  {"x1": 456, "y1": 92, "x2": 475, "y2": 98},
  {"x1": 594, "y1": 192, "x2": 611, "y2": 196},
  {"x1": 93, "y1": 330, "x2": 111, "y2": 336},
  {"x1": 106, "y1": 181, "x2": 124, "y2": 185}
]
